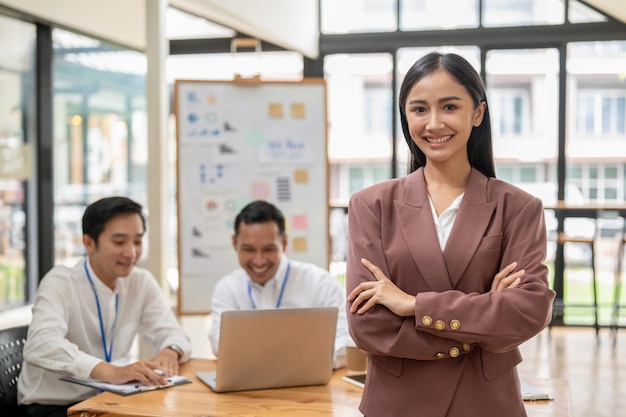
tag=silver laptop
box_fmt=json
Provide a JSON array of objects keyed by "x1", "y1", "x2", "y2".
[{"x1": 197, "y1": 307, "x2": 338, "y2": 393}]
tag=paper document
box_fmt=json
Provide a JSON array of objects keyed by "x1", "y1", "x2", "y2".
[
  {"x1": 520, "y1": 379, "x2": 553, "y2": 401},
  {"x1": 60, "y1": 374, "x2": 191, "y2": 396}
]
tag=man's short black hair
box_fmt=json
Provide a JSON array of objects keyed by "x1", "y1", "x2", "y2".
[
  {"x1": 82, "y1": 196, "x2": 146, "y2": 244},
  {"x1": 234, "y1": 200, "x2": 286, "y2": 236}
]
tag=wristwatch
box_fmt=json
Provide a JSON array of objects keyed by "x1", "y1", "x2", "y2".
[{"x1": 166, "y1": 344, "x2": 184, "y2": 359}]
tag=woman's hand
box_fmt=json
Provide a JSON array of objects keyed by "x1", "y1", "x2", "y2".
[
  {"x1": 348, "y1": 258, "x2": 415, "y2": 317},
  {"x1": 491, "y1": 261, "x2": 524, "y2": 292}
]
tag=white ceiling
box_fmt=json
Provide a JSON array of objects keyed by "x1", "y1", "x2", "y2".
[
  {"x1": 583, "y1": 0, "x2": 626, "y2": 23},
  {"x1": 171, "y1": 0, "x2": 319, "y2": 58},
  {"x1": 0, "y1": 0, "x2": 319, "y2": 58}
]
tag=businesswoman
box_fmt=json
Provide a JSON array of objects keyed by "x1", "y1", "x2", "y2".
[{"x1": 346, "y1": 52, "x2": 555, "y2": 417}]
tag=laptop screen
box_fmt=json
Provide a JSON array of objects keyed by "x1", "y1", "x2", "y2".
[{"x1": 198, "y1": 307, "x2": 338, "y2": 392}]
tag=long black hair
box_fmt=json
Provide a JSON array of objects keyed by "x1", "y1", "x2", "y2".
[{"x1": 398, "y1": 52, "x2": 496, "y2": 178}]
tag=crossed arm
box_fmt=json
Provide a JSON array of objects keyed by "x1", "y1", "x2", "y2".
[{"x1": 348, "y1": 259, "x2": 524, "y2": 317}]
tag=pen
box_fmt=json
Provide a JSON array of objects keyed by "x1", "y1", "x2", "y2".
[
  {"x1": 135, "y1": 384, "x2": 159, "y2": 392},
  {"x1": 134, "y1": 380, "x2": 174, "y2": 392}
]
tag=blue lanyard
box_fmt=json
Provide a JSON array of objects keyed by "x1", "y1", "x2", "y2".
[
  {"x1": 247, "y1": 262, "x2": 291, "y2": 309},
  {"x1": 84, "y1": 260, "x2": 119, "y2": 363}
]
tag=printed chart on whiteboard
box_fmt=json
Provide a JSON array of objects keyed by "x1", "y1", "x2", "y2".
[{"x1": 175, "y1": 79, "x2": 329, "y2": 314}]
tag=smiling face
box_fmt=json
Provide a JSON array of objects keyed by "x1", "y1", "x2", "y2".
[
  {"x1": 404, "y1": 68, "x2": 486, "y2": 169},
  {"x1": 232, "y1": 221, "x2": 287, "y2": 286},
  {"x1": 83, "y1": 212, "x2": 144, "y2": 289}
]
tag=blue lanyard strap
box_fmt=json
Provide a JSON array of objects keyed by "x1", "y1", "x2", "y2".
[
  {"x1": 84, "y1": 260, "x2": 119, "y2": 363},
  {"x1": 247, "y1": 261, "x2": 291, "y2": 309}
]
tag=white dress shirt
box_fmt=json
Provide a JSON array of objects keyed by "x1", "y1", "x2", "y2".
[
  {"x1": 18, "y1": 257, "x2": 192, "y2": 406},
  {"x1": 209, "y1": 254, "x2": 348, "y2": 368},
  {"x1": 428, "y1": 193, "x2": 464, "y2": 250}
]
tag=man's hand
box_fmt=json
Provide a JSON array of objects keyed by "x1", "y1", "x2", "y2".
[
  {"x1": 90, "y1": 360, "x2": 167, "y2": 386},
  {"x1": 151, "y1": 347, "x2": 181, "y2": 376}
]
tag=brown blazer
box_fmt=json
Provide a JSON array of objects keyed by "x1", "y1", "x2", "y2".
[{"x1": 346, "y1": 168, "x2": 555, "y2": 417}]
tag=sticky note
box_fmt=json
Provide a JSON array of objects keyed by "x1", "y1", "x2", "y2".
[
  {"x1": 292, "y1": 214, "x2": 308, "y2": 230},
  {"x1": 291, "y1": 103, "x2": 306, "y2": 118},
  {"x1": 244, "y1": 130, "x2": 265, "y2": 146},
  {"x1": 294, "y1": 169, "x2": 309, "y2": 184},
  {"x1": 292, "y1": 237, "x2": 308, "y2": 252},
  {"x1": 269, "y1": 103, "x2": 284, "y2": 118}
]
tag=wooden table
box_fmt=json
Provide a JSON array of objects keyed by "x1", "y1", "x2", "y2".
[
  {"x1": 544, "y1": 202, "x2": 626, "y2": 325},
  {"x1": 522, "y1": 377, "x2": 571, "y2": 417},
  {"x1": 67, "y1": 359, "x2": 571, "y2": 417}
]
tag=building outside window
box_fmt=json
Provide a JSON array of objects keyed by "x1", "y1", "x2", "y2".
[{"x1": 324, "y1": 53, "x2": 393, "y2": 207}]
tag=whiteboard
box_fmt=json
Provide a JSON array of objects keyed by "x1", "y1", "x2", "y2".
[{"x1": 175, "y1": 79, "x2": 329, "y2": 314}]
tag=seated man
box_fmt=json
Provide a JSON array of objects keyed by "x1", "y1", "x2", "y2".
[
  {"x1": 209, "y1": 200, "x2": 348, "y2": 368},
  {"x1": 18, "y1": 196, "x2": 192, "y2": 417}
]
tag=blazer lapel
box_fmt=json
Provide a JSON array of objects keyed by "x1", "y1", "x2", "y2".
[
  {"x1": 443, "y1": 169, "x2": 497, "y2": 287},
  {"x1": 395, "y1": 169, "x2": 453, "y2": 292}
]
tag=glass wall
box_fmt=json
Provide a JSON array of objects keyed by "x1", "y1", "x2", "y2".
[
  {"x1": 52, "y1": 29, "x2": 148, "y2": 267},
  {"x1": 400, "y1": 0, "x2": 479, "y2": 30},
  {"x1": 567, "y1": 41, "x2": 626, "y2": 204},
  {"x1": 0, "y1": 0, "x2": 624, "y2": 316},
  {"x1": 324, "y1": 53, "x2": 393, "y2": 208},
  {"x1": 486, "y1": 48, "x2": 559, "y2": 186},
  {"x1": 0, "y1": 14, "x2": 35, "y2": 310},
  {"x1": 482, "y1": 0, "x2": 564, "y2": 26},
  {"x1": 321, "y1": 0, "x2": 397, "y2": 34},
  {"x1": 564, "y1": 40, "x2": 626, "y2": 325},
  {"x1": 320, "y1": 0, "x2": 626, "y2": 314}
]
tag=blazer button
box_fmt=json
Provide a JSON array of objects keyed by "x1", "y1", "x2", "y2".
[
  {"x1": 462, "y1": 343, "x2": 471, "y2": 352},
  {"x1": 435, "y1": 352, "x2": 445, "y2": 359},
  {"x1": 450, "y1": 319, "x2": 461, "y2": 330},
  {"x1": 422, "y1": 316, "x2": 433, "y2": 326},
  {"x1": 449, "y1": 347, "x2": 460, "y2": 358},
  {"x1": 434, "y1": 320, "x2": 445, "y2": 330}
]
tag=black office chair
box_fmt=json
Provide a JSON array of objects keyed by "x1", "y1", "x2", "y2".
[{"x1": 0, "y1": 325, "x2": 28, "y2": 415}]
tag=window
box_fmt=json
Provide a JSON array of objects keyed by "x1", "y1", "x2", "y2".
[
  {"x1": 568, "y1": 163, "x2": 623, "y2": 203},
  {"x1": 347, "y1": 164, "x2": 391, "y2": 199},
  {"x1": 400, "y1": 0, "x2": 479, "y2": 30},
  {"x1": 364, "y1": 85, "x2": 392, "y2": 136},
  {"x1": 490, "y1": 87, "x2": 530, "y2": 136},
  {"x1": 482, "y1": 0, "x2": 564, "y2": 27},
  {"x1": 603, "y1": 95, "x2": 626, "y2": 135},
  {"x1": 576, "y1": 90, "x2": 626, "y2": 137},
  {"x1": 52, "y1": 29, "x2": 148, "y2": 266},
  {"x1": 0, "y1": 14, "x2": 35, "y2": 310},
  {"x1": 321, "y1": 0, "x2": 397, "y2": 34},
  {"x1": 567, "y1": 41, "x2": 626, "y2": 204},
  {"x1": 495, "y1": 164, "x2": 546, "y2": 185},
  {"x1": 324, "y1": 53, "x2": 393, "y2": 205},
  {"x1": 487, "y1": 49, "x2": 559, "y2": 164}
]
